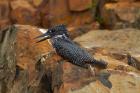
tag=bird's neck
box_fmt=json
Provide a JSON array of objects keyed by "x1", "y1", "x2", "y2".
[
  {"x1": 49, "y1": 34, "x2": 70, "y2": 45},
  {"x1": 52, "y1": 34, "x2": 68, "y2": 39}
]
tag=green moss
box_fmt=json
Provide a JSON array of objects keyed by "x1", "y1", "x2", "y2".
[{"x1": 95, "y1": 16, "x2": 104, "y2": 24}]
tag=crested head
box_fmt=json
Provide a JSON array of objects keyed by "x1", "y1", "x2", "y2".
[
  {"x1": 47, "y1": 24, "x2": 69, "y2": 38},
  {"x1": 35, "y1": 24, "x2": 69, "y2": 42}
]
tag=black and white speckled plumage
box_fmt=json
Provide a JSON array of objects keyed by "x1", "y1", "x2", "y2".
[
  {"x1": 52, "y1": 36, "x2": 92, "y2": 68},
  {"x1": 37, "y1": 24, "x2": 107, "y2": 69},
  {"x1": 51, "y1": 35, "x2": 107, "y2": 69}
]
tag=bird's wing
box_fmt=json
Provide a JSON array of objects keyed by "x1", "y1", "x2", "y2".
[{"x1": 53, "y1": 39, "x2": 93, "y2": 62}]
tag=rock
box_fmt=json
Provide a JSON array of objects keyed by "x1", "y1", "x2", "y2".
[
  {"x1": 38, "y1": 0, "x2": 50, "y2": 28},
  {"x1": 0, "y1": 0, "x2": 97, "y2": 28},
  {"x1": 15, "y1": 25, "x2": 57, "y2": 79},
  {"x1": 101, "y1": 2, "x2": 140, "y2": 29},
  {"x1": 15, "y1": 25, "x2": 63, "y2": 93},
  {"x1": 31, "y1": 0, "x2": 44, "y2": 7},
  {"x1": 1, "y1": 25, "x2": 140, "y2": 93},
  {"x1": 0, "y1": 0, "x2": 11, "y2": 29},
  {"x1": 74, "y1": 28, "x2": 140, "y2": 56},
  {"x1": 42, "y1": 15, "x2": 50, "y2": 28},
  {"x1": 55, "y1": 42, "x2": 139, "y2": 93},
  {"x1": 68, "y1": 23, "x2": 99, "y2": 39},
  {"x1": 48, "y1": 0, "x2": 70, "y2": 26},
  {"x1": 117, "y1": 0, "x2": 136, "y2": 2},
  {"x1": 68, "y1": 0, "x2": 92, "y2": 11},
  {"x1": 15, "y1": 25, "x2": 140, "y2": 93},
  {"x1": 0, "y1": 0, "x2": 139, "y2": 29},
  {"x1": 74, "y1": 28, "x2": 140, "y2": 71},
  {"x1": 68, "y1": 71, "x2": 140, "y2": 93},
  {"x1": 92, "y1": 0, "x2": 120, "y2": 29},
  {"x1": 127, "y1": 54, "x2": 140, "y2": 70},
  {"x1": 41, "y1": 0, "x2": 94, "y2": 27},
  {"x1": 69, "y1": 11, "x2": 93, "y2": 27},
  {"x1": 10, "y1": 0, "x2": 41, "y2": 26},
  {"x1": 0, "y1": 26, "x2": 20, "y2": 93},
  {"x1": 0, "y1": 25, "x2": 58, "y2": 93},
  {"x1": 109, "y1": 71, "x2": 140, "y2": 93}
]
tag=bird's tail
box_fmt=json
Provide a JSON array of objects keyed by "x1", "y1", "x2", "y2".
[{"x1": 90, "y1": 59, "x2": 108, "y2": 69}]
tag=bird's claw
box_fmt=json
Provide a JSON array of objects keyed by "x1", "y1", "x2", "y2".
[
  {"x1": 89, "y1": 65, "x2": 96, "y2": 76},
  {"x1": 38, "y1": 51, "x2": 55, "y2": 64}
]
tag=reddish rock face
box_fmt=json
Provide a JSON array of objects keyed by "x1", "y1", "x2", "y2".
[
  {"x1": 11, "y1": 7, "x2": 41, "y2": 26},
  {"x1": 68, "y1": 0, "x2": 92, "y2": 11},
  {"x1": 16, "y1": 25, "x2": 58, "y2": 80},
  {"x1": 0, "y1": 0, "x2": 11, "y2": 29},
  {"x1": 0, "y1": 0, "x2": 97, "y2": 29},
  {"x1": 48, "y1": 0, "x2": 70, "y2": 26},
  {"x1": 10, "y1": 0, "x2": 41, "y2": 26},
  {"x1": 0, "y1": 0, "x2": 140, "y2": 29},
  {"x1": 15, "y1": 25, "x2": 64, "y2": 93}
]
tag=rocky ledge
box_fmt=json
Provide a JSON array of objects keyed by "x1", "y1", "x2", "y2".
[{"x1": 0, "y1": 25, "x2": 140, "y2": 93}]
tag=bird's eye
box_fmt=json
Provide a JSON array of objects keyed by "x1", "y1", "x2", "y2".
[{"x1": 51, "y1": 30, "x2": 55, "y2": 32}]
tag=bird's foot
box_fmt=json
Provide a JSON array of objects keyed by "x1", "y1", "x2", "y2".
[
  {"x1": 35, "y1": 51, "x2": 56, "y2": 71},
  {"x1": 32, "y1": 51, "x2": 56, "y2": 87},
  {"x1": 37, "y1": 51, "x2": 56, "y2": 64},
  {"x1": 88, "y1": 65, "x2": 96, "y2": 77}
]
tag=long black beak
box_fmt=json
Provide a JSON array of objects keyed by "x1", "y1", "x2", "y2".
[{"x1": 35, "y1": 33, "x2": 51, "y2": 43}]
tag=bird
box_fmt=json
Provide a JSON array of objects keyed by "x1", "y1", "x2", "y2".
[
  {"x1": 35, "y1": 24, "x2": 112, "y2": 89},
  {"x1": 35, "y1": 24, "x2": 108, "y2": 70}
]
